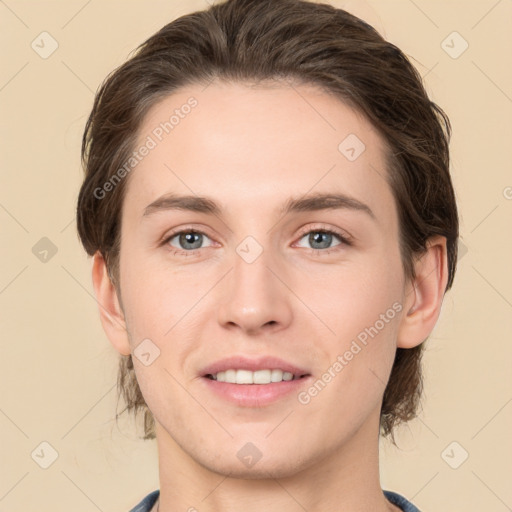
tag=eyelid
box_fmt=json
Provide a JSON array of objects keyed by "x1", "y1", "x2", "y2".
[
  {"x1": 160, "y1": 225, "x2": 217, "y2": 250},
  {"x1": 160, "y1": 223, "x2": 354, "y2": 254},
  {"x1": 294, "y1": 223, "x2": 354, "y2": 246}
]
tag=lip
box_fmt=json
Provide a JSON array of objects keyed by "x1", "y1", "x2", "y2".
[
  {"x1": 200, "y1": 355, "x2": 310, "y2": 379},
  {"x1": 199, "y1": 355, "x2": 312, "y2": 407}
]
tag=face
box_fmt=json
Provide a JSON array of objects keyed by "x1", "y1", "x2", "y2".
[{"x1": 116, "y1": 80, "x2": 408, "y2": 477}]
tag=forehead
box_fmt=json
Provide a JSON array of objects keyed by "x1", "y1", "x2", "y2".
[{"x1": 124, "y1": 80, "x2": 395, "y2": 223}]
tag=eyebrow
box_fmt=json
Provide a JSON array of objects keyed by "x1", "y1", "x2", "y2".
[{"x1": 142, "y1": 192, "x2": 376, "y2": 220}]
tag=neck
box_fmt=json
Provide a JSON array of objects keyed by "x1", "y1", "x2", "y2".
[{"x1": 154, "y1": 407, "x2": 398, "y2": 512}]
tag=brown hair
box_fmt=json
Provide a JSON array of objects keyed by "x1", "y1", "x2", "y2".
[{"x1": 77, "y1": 0, "x2": 458, "y2": 445}]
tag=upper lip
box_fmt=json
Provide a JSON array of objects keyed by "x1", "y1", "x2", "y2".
[{"x1": 200, "y1": 356, "x2": 310, "y2": 378}]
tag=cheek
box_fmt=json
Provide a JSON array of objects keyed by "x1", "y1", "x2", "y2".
[
  {"x1": 302, "y1": 257, "x2": 404, "y2": 401},
  {"x1": 119, "y1": 248, "x2": 199, "y2": 339},
  {"x1": 309, "y1": 254, "x2": 403, "y2": 338},
  {"x1": 298, "y1": 313, "x2": 401, "y2": 438}
]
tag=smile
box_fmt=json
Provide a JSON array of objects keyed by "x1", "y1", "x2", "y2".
[{"x1": 206, "y1": 369, "x2": 308, "y2": 384}]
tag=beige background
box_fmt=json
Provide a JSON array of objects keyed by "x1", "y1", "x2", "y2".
[{"x1": 1, "y1": 0, "x2": 511, "y2": 511}]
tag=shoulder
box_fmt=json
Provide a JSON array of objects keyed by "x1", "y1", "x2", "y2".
[
  {"x1": 383, "y1": 490, "x2": 421, "y2": 512},
  {"x1": 129, "y1": 490, "x2": 160, "y2": 512}
]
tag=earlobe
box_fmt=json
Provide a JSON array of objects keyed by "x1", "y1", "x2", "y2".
[
  {"x1": 91, "y1": 251, "x2": 131, "y2": 356},
  {"x1": 397, "y1": 236, "x2": 449, "y2": 349}
]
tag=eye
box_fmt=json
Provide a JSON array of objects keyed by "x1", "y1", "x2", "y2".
[
  {"x1": 165, "y1": 229, "x2": 214, "y2": 254},
  {"x1": 295, "y1": 228, "x2": 351, "y2": 252},
  {"x1": 162, "y1": 226, "x2": 351, "y2": 257}
]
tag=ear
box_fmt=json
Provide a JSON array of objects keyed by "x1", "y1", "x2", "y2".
[
  {"x1": 91, "y1": 251, "x2": 131, "y2": 356},
  {"x1": 397, "y1": 235, "x2": 449, "y2": 349}
]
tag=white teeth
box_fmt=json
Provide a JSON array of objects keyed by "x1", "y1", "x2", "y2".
[
  {"x1": 236, "y1": 370, "x2": 253, "y2": 384},
  {"x1": 210, "y1": 369, "x2": 300, "y2": 384},
  {"x1": 271, "y1": 369, "x2": 283, "y2": 382},
  {"x1": 253, "y1": 369, "x2": 271, "y2": 384},
  {"x1": 225, "y1": 369, "x2": 236, "y2": 382}
]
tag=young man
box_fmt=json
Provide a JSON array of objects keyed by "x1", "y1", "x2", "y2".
[{"x1": 76, "y1": 1, "x2": 459, "y2": 511}]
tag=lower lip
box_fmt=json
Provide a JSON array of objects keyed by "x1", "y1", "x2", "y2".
[{"x1": 201, "y1": 376, "x2": 312, "y2": 407}]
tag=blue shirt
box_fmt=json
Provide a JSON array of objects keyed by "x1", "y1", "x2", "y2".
[{"x1": 129, "y1": 489, "x2": 420, "y2": 511}]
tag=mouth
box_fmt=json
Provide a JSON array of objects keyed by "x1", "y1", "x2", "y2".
[
  {"x1": 199, "y1": 356, "x2": 312, "y2": 406},
  {"x1": 204, "y1": 369, "x2": 310, "y2": 384}
]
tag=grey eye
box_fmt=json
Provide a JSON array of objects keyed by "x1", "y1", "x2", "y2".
[
  {"x1": 297, "y1": 231, "x2": 342, "y2": 250},
  {"x1": 168, "y1": 231, "x2": 212, "y2": 251}
]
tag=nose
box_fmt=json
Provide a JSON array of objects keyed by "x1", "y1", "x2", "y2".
[{"x1": 216, "y1": 246, "x2": 293, "y2": 335}]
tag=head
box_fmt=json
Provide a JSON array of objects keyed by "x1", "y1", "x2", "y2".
[{"x1": 76, "y1": 0, "x2": 458, "y2": 468}]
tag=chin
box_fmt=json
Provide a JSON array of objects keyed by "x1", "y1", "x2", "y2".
[{"x1": 198, "y1": 454, "x2": 309, "y2": 480}]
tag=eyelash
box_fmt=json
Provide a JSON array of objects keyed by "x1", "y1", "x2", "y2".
[{"x1": 162, "y1": 225, "x2": 353, "y2": 257}]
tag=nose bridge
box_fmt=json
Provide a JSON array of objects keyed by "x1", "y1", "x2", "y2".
[
  {"x1": 233, "y1": 239, "x2": 273, "y2": 299},
  {"x1": 216, "y1": 235, "x2": 292, "y2": 333}
]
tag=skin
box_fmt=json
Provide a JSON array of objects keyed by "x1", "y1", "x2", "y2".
[{"x1": 92, "y1": 80, "x2": 448, "y2": 512}]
